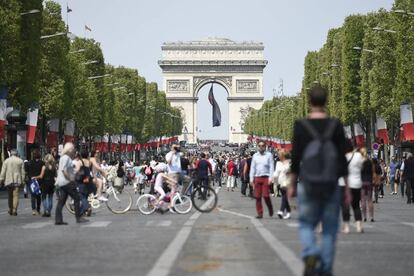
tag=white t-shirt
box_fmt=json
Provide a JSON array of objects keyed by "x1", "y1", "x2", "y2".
[
  {"x1": 339, "y1": 151, "x2": 364, "y2": 188},
  {"x1": 165, "y1": 151, "x2": 181, "y2": 173},
  {"x1": 273, "y1": 160, "x2": 290, "y2": 188}
]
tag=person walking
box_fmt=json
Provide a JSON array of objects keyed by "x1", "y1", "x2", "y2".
[
  {"x1": 288, "y1": 85, "x2": 350, "y2": 276},
  {"x1": 55, "y1": 143, "x2": 88, "y2": 225},
  {"x1": 195, "y1": 152, "x2": 213, "y2": 198},
  {"x1": 249, "y1": 141, "x2": 274, "y2": 219},
  {"x1": 273, "y1": 149, "x2": 291, "y2": 219},
  {"x1": 360, "y1": 148, "x2": 375, "y2": 222},
  {"x1": 0, "y1": 149, "x2": 26, "y2": 216},
  {"x1": 243, "y1": 151, "x2": 254, "y2": 198},
  {"x1": 401, "y1": 153, "x2": 414, "y2": 204},
  {"x1": 32, "y1": 154, "x2": 57, "y2": 217},
  {"x1": 165, "y1": 142, "x2": 182, "y2": 183},
  {"x1": 239, "y1": 154, "x2": 248, "y2": 196},
  {"x1": 226, "y1": 157, "x2": 236, "y2": 192},
  {"x1": 388, "y1": 156, "x2": 400, "y2": 195},
  {"x1": 340, "y1": 140, "x2": 364, "y2": 234},
  {"x1": 25, "y1": 149, "x2": 44, "y2": 215}
]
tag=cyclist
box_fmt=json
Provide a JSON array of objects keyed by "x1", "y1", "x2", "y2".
[
  {"x1": 90, "y1": 150, "x2": 108, "y2": 202},
  {"x1": 153, "y1": 163, "x2": 177, "y2": 211}
]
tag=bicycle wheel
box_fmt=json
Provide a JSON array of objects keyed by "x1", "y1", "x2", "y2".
[
  {"x1": 65, "y1": 198, "x2": 75, "y2": 214},
  {"x1": 172, "y1": 194, "x2": 192, "y2": 214},
  {"x1": 106, "y1": 189, "x2": 133, "y2": 214},
  {"x1": 136, "y1": 194, "x2": 157, "y2": 215},
  {"x1": 191, "y1": 186, "x2": 218, "y2": 213}
]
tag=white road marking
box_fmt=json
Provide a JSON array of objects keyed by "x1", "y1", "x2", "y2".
[
  {"x1": 22, "y1": 222, "x2": 53, "y2": 229},
  {"x1": 81, "y1": 221, "x2": 112, "y2": 228},
  {"x1": 219, "y1": 208, "x2": 302, "y2": 276},
  {"x1": 402, "y1": 222, "x2": 414, "y2": 228},
  {"x1": 146, "y1": 187, "x2": 220, "y2": 276},
  {"x1": 146, "y1": 220, "x2": 172, "y2": 227},
  {"x1": 286, "y1": 222, "x2": 299, "y2": 228}
]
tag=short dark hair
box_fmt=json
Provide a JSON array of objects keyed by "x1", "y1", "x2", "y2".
[
  {"x1": 200, "y1": 152, "x2": 206, "y2": 159},
  {"x1": 308, "y1": 84, "x2": 327, "y2": 107},
  {"x1": 32, "y1": 149, "x2": 41, "y2": 160},
  {"x1": 80, "y1": 149, "x2": 89, "y2": 159}
]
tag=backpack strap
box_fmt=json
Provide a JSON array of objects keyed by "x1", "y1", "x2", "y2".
[
  {"x1": 323, "y1": 120, "x2": 338, "y2": 140},
  {"x1": 301, "y1": 119, "x2": 321, "y2": 139}
]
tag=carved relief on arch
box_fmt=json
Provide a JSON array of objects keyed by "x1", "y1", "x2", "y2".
[{"x1": 193, "y1": 76, "x2": 232, "y2": 95}]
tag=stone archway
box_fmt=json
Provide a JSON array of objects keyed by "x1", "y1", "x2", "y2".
[{"x1": 159, "y1": 38, "x2": 267, "y2": 143}]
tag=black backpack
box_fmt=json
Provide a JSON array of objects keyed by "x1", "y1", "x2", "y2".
[
  {"x1": 75, "y1": 160, "x2": 92, "y2": 184},
  {"x1": 300, "y1": 119, "x2": 339, "y2": 198},
  {"x1": 117, "y1": 166, "x2": 125, "y2": 178}
]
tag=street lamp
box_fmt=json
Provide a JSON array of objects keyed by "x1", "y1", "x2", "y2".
[
  {"x1": 373, "y1": 26, "x2": 397, "y2": 33},
  {"x1": 394, "y1": 9, "x2": 414, "y2": 16},
  {"x1": 105, "y1": 82, "x2": 119, "y2": 87},
  {"x1": 40, "y1": 32, "x2": 67, "y2": 40},
  {"x1": 353, "y1": 46, "x2": 374, "y2": 53},
  {"x1": 20, "y1": 9, "x2": 40, "y2": 16},
  {"x1": 83, "y1": 60, "x2": 99, "y2": 65},
  {"x1": 69, "y1": 48, "x2": 86, "y2": 54},
  {"x1": 88, "y1": 74, "x2": 111, "y2": 80}
]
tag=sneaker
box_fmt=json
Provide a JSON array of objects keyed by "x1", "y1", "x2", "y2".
[
  {"x1": 255, "y1": 215, "x2": 263, "y2": 219},
  {"x1": 277, "y1": 211, "x2": 283, "y2": 219},
  {"x1": 303, "y1": 255, "x2": 321, "y2": 276},
  {"x1": 32, "y1": 210, "x2": 37, "y2": 216},
  {"x1": 283, "y1": 213, "x2": 291, "y2": 219},
  {"x1": 169, "y1": 208, "x2": 176, "y2": 214},
  {"x1": 98, "y1": 196, "x2": 108, "y2": 202}
]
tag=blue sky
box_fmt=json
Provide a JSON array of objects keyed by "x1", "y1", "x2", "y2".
[{"x1": 57, "y1": 0, "x2": 394, "y2": 139}]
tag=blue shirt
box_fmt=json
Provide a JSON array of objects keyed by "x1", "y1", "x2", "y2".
[
  {"x1": 249, "y1": 151, "x2": 274, "y2": 181},
  {"x1": 389, "y1": 161, "x2": 398, "y2": 177}
]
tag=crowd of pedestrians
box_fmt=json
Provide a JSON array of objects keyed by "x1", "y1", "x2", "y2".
[{"x1": 1, "y1": 86, "x2": 414, "y2": 276}]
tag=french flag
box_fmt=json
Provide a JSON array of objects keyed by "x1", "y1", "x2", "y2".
[
  {"x1": 400, "y1": 104, "x2": 414, "y2": 141},
  {"x1": 64, "y1": 120, "x2": 75, "y2": 143},
  {"x1": 47, "y1": 119, "x2": 59, "y2": 148},
  {"x1": 354, "y1": 123, "x2": 365, "y2": 148},
  {"x1": 376, "y1": 117, "x2": 389, "y2": 144},
  {"x1": 0, "y1": 87, "x2": 8, "y2": 139},
  {"x1": 26, "y1": 107, "x2": 39, "y2": 144}
]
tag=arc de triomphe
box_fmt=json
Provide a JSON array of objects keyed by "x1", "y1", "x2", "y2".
[{"x1": 159, "y1": 38, "x2": 267, "y2": 143}]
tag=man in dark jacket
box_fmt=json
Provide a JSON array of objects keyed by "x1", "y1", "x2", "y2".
[{"x1": 288, "y1": 85, "x2": 350, "y2": 276}]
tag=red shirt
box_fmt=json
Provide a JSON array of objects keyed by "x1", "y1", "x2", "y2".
[{"x1": 227, "y1": 161, "x2": 235, "y2": 176}]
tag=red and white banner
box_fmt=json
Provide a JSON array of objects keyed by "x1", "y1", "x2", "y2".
[
  {"x1": 354, "y1": 123, "x2": 365, "y2": 148},
  {"x1": 102, "y1": 134, "x2": 109, "y2": 152},
  {"x1": 47, "y1": 119, "x2": 59, "y2": 148},
  {"x1": 376, "y1": 117, "x2": 389, "y2": 144},
  {"x1": 120, "y1": 134, "x2": 127, "y2": 152},
  {"x1": 26, "y1": 107, "x2": 39, "y2": 144},
  {"x1": 64, "y1": 120, "x2": 75, "y2": 143},
  {"x1": 400, "y1": 104, "x2": 414, "y2": 141},
  {"x1": 0, "y1": 97, "x2": 7, "y2": 140}
]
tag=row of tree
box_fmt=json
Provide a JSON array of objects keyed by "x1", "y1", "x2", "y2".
[
  {"x1": 245, "y1": 0, "x2": 414, "y2": 148},
  {"x1": 0, "y1": 0, "x2": 183, "y2": 144}
]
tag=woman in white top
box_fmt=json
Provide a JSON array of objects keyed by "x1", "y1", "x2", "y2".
[
  {"x1": 273, "y1": 149, "x2": 291, "y2": 219},
  {"x1": 340, "y1": 139, "x2": 364, "y2": 233}
]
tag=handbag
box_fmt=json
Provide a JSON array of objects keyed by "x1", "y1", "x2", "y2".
[{"x1": 30, "y1": 179, "x2": 41, "y2": 195}]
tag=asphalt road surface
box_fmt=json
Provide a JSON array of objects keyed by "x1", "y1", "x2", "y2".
[{"x1": 0, "y1": 184, "x2": 413, "y2": 276}]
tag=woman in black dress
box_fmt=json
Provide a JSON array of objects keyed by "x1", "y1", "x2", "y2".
[{"x1": 33, "y1": 154, "x2": 57, "y2": 217}]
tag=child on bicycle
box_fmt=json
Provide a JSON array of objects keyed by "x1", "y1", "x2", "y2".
[{"x1": 153, "y1": 163, "x2": 177, "y2": 211}]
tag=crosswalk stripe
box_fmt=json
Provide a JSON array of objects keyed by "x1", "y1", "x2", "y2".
[
  {"x1": 286, "y1": 222, "x2": 299, "y2": 228},
  {"x1": 22, "y1": 222, "x2": 53, "y2": 229},
  {"x1": 81, "y1": 221, "x2": 112, "y2": 228}
]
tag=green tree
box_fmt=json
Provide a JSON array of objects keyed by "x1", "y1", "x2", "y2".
[{"x1": 0, "y1": 0, "x2": 21, "y2": 90}]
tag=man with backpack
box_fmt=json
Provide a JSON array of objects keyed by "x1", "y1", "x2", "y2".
[{"x1": 288, "y1": 85, "x2": 350, "y2": 276}]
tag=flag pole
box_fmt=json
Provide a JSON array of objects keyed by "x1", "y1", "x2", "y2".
[{"x1": 66, "y1": 2, "x2": 69, "y2": 31}]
